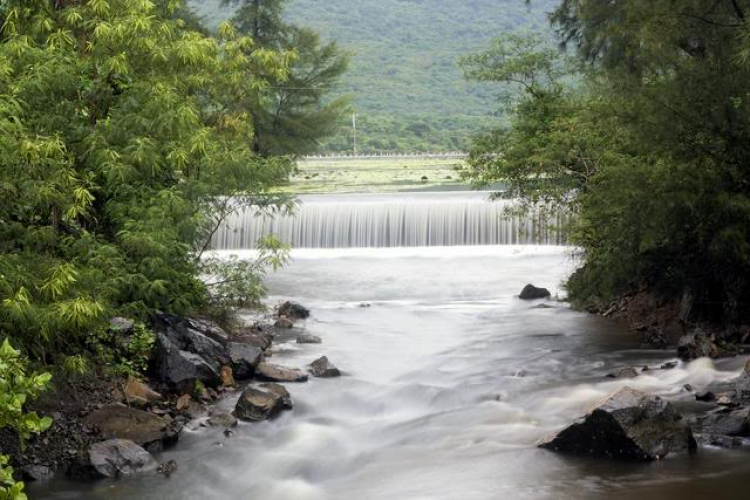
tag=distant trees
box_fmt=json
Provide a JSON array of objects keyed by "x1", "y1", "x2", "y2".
[
  {"x1": 465, "y1": 0, "x2": 750, "y2": 323},
  {"x1": 225, "y1": 0, "x2": 349, "y2": 156}
]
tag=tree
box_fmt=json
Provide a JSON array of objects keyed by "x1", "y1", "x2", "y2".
[
  {"x1": 465, "y1": 1, "x2": 750, "y2": 324},
  {"x1": 0, "y1": 0, "x2": 293, "y2": 360},
  {"x1": 224, "y1": 0, "x2": 349, "y2": 156}
]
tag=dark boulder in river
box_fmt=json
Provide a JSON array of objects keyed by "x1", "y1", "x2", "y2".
[
  {"x1": 89, "y1": 439, "x2": 157, "y2": 478},
  {"x1": 256, "y1": 362, "x2": 309, "y2": 383},
  {"x1": 309, "y1": 356, "x2": 341, "y2": 378},
  {"x1": 278, "y1": 301, "x2": 310, "y2": 320},
  {"x1": 235, "y1": 386, "x2": 291, "y2": 422},
  {"x1": 226, "y1": 342, "x2": 263, "y2": 379},
  {"x1": 519, "y1": 284, "x2": 551, "y2": 300},
  {"x1": 677, "y1": 328, "x2": 716, "y2": 360},
  {"x1": 297, "y1": 334, "x2": 322, "y2": 344},
  {"x1": 539, "y1": 387, "x2": 696, "y2": 460}
]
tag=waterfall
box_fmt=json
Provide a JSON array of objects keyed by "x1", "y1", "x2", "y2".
[{"x1": 211, "y1": 192, "x2": 567, "y2": 249}]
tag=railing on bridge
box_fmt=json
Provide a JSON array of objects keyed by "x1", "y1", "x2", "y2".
[{"x1": 301, "y1": 152, "x2": 468, "y2": 161}]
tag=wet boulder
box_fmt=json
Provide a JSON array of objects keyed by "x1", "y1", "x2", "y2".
[
  {"x1": 259, "y1": 383, "x2": 293, "y2": 409},
  {"x1": 207, "y1": 411, "x2": 238, "y2": 428},
  {"x1": 152, "y1": 333, "x2": 220, "y2": 387},
  {"x1": 606, "y1": 367, "x2": 639, "y2": 379},
  {"x1": 735, "y1": 361, "x2": 750, "y2": 400},
  {"x1": 297, "y1": 334, "x2": 322, "y2": 344},
  {"x1": 256, "y1": 362, "x2": 308, "y2": 383},
  {"x1": 309, "y1": 356, "x2": 341, "y2": 378},
  {"x1": 278, "y1": 301, "x2": 310, "y2": 320},
  {"x1": 232, "y1": 331, "x2": 273, "y2": 351},
  {"x1": 226, "y1": 342, "x2": 264, "y2": 380},
  {"x1": 83, "y1": 404, "x2": 181, "y2": 451},
  {"x1": 274, "y1": 317, "x2": 295, "y2": 329},
  {"x1": 696, "y1": 408, "x2": 750, "y2": 437},
  {"x1": 235, "y1": 386, "x2": 291, "y2": 422},
  {"x1": 677, "y1": 328, "x2": 716, "y2": 360},
  {"x1": 89, "y1": 439, "x2": 157, "y2": 478},
  {"x1": 539, "y1": 387, "x2": 696, "y2": 460},
  {"x1": 20, "y1": 465, "x2": 54, "y2": 482},
  {"x1": 519, "y1": 284, "x2": 551, "y2": 300}
]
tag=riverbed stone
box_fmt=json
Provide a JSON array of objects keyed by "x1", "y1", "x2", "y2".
[
  {"x1": 297, "y1": 334, "x2": 322, "y2": 344},
  {"x1": 606, "y1": 367, "x2": 639, "y2": 379},
  {"x1": 519, "y1": 284, "x2": 551, "y2": 300},
  {"x1": 309, "y1": 356, "x2": 341, "y2": 378},
  {"x1": 152, "y1": 333, "x2": 221, "y2": 388},
  {"x1": 227, "y1": 342, "x2": 264, "y2": 379},
  {"x1": 89, "y1": 439, "x2": 157, "y2": 478},
  {"x1": 208, "y1": 411, "x2": 238, "y2": 428},
  {"x1": 124, "y1": 376, "x2": 163, "y2": 405},
  {"x1": 539, "y1": 387, "x2": 696, "y2": 460},
  {"x1": 697, "y1": 408, "x2": 750, "y2": 436},
  {"x1": 279, "y1": 301, "x2": 310, "y2": 320},
  {"x1": 20, "y1": 465, "x2": 54, "y2": 482},
  {"x1": 235, "y1": 386, "x2": 289, "y2": 421},
  {"x1": 259, "y1": 383, "x2": 293, "y2": 409},
  {"x1": 232, "y1": 331, "x2": 273, "y2": 350},
  {"x1": 83, "y1": 404, "x2": 181, "y2": 450},
  {"x1": 677, "y1": 328, "x2": 716, "y2": 360},
  {"x1": 256, "y1": 362, "x2": 309, "y2": 383}
]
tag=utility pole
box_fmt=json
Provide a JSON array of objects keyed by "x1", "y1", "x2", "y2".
[{"x1": 352, "y1": 112, "x2": 357, "y2": 153}]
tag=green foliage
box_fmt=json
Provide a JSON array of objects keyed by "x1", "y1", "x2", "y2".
[
  {"x1": 225, "y1": 0, "x2": 350, "y2": 156},
  {"x1": 189, "y1": 0, "x2": 559, "y2": 152},
  {"x1": 86, "y1": 321, "x2": 156, "y2": 377},
  {"x1": 0, "y1": 455, "x2": 27, "y2": 500},
  {"x1": 467, "y1": 1, "x2": 750, "y2": 322},
  {"x1": 0, "y1": 0, "x2": 294, "y2": 359},
  {"x1": 0, "y1": 339, "x2": 52, "y2": 500}
]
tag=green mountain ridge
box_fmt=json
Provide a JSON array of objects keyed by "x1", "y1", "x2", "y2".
[{"x1": 189, "y1": 0, "x2": 559, "y2": 152}]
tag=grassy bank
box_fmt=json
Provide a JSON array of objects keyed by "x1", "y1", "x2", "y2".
[{"x1": 281, "y1": 157, "x2": 470, "y2": 194}]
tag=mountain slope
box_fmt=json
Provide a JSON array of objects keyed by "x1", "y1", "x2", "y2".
[{"x1": 189, "y1": 0, "x2": 559, "y2": 152}]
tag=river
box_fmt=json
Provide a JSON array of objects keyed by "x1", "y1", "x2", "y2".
[{"x1": 32, "y1": 194, "x2": 750, "y2": 500}]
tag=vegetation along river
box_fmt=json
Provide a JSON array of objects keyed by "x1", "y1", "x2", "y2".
[{"x1": 32, "y1": 193, "x2": 750, "y2": 500}]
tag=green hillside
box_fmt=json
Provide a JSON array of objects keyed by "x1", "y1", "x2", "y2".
[{"x1": 188, "y1": 0, "x2": 559, "y2": 152}]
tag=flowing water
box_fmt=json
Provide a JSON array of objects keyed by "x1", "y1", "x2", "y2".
[{"x1": 34, "y1": 194, "x2": 750, "y2": 500}]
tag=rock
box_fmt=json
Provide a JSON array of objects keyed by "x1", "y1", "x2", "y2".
[
  {"x1": 175, "y1": 394, "x2": 191, "y2": 411},
  {"x1": 124, "y1": 376, "x2": 163, "y2": 404},
  {"x1": 20, "y1": 465, "x2": 54, "y2": 482},
  {"x1": 519, "y1": 284, "x2": 551, "y2": 300},
  {"x1": 677, "y1": 328, "x2": 716, "y2": 360},
  {"x1": 83, "y1": 404, "x2": 180, "y2": 449},
  {"x1": 683, "y1": 384, "x2": 694, "y2": 392},
  {"x1": 256, "y1": 362, "x2": 308, "y2": 383},
  {"x1": 207, "y1": 411, "x2": 238, "y2": 428},
  {"x1": 539, "y1": 387, "x2": 696, "y2": 460},
  {"x1": 226, "y1": 343, "x2": 264, "y2": 380},
  {"x1": 157, "y1": 459, "x2": 178, "y2": 478},
  {"x1": 717, "y1": 395, "x2": 736, "y2": 407},
  {"x1": 259, "y1": 383, "x2": 293, "y2": 409},
  {"x1": 696, "y1": 391, "x2": 716, "y2": 402},
  {"x1": 735, "y1": 362, "x2": 750, "y2": 400},
  {"x1": 89, "y1": 439, "x2": 157, "y2": 478},
  {"x1": 606, "y1": 367, "x2": 639, "y2": 379},
  {"x1": 155, "y1": 313, "x2": 231, "y2": 371},
  {"x1": 278, "y1": 301, "x2": 310, "y2": 320},
  {"x1": 697, "y1": 408, "x2": 750, "y2": 436},
  {"x1": 220, "y1": 365, "x2": 235, "y2": 387},
  {"x1": 152, "y1": 333, "x2": 220, "y2": 388},
  {"x1": 297, "y1": 334, "x2": 322, "y2": 344},
  {"x1": 661, "y1": 361, "x2": 678, "y2": 370},
  {"x1": 274, "y1": 317, "x2": 295, "y2": 329},
  {"x1": 695, "y1": 434, "x2": 745, "y2": 448},
  {"x1": 309, "y1": 356, "x2": 341, "y2": 378},
  {"x1": 232, "y1": 331, "x2": 273, "y2": 350},
  {"x1": 235, "y1": 386, "x2": 289, "y2": 422}
]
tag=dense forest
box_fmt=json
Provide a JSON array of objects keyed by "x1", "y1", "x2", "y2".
[
  {"x1": 463, "y1": 0, "x2": 750, "y2": 332},
  {"x1": 188, "y1": 0, "x2": 558, "y2": 153}
]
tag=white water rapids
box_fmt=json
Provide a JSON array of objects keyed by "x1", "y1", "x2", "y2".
[{"x1": 34, "y1": 194, "x2": 750, "y2": 500}]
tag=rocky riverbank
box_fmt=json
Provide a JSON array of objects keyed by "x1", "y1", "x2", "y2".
[
  {"x1": 523, "y1": 284, "x2": 750, "y2": 458},
  {"x1": 2, "y1": 301, "x2": 341, "y2": 483}
]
